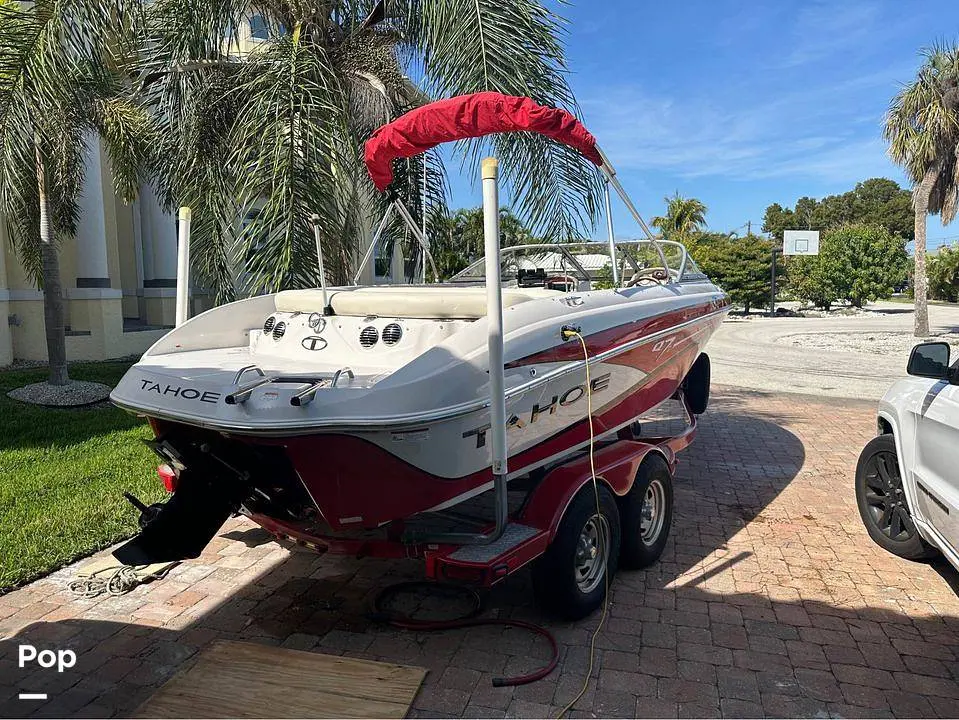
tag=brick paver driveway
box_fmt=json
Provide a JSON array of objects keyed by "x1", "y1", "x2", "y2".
[{"x1": 2, "y1": 386, "x2": 959, "y2": 718}]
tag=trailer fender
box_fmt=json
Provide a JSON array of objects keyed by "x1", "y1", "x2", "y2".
[{"x1": 520, "y1": 441, "x2": 668, "y2": 539}]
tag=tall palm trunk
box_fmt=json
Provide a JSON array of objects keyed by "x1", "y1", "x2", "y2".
[
  {"x1": 36, "y1": 147, "x2": 69, "y2": 385},
  {"x1": 912, "y1": 168, "x2": 936, "y2": 338}
]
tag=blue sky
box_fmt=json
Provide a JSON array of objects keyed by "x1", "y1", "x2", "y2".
[{"x1": 443, "y1": 0, "x2": 959, "y2": 249}]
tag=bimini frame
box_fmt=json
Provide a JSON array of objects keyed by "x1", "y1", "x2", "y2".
[
  {"x1": 352, "y1": 196, "x2": 441, "y2": 286},
  {"x1": 353, "y1": 148, "x2": 669, "y2": 291}
]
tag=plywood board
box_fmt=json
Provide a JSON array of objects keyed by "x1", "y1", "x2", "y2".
[{"x1": 135, "y1": 640, "x2": 426, "y2": 718}]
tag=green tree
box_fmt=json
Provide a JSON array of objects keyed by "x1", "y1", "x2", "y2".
[
  {"x1": 651, "y1": 192, "x2": 707, "y2": 242},
  {"x1": 840, "y1": 225, "x2": 908, "y2": 307},
  {"x1": 844, "y1": 179, "x2": 913, "y2": 238},
  {"x1": 592, "y1": 263, "x2": 614, "y2": 290},
  {"x1": 928, "y1": 245, "x2": 959, "y2": 303},
  {"x1": 139, "y1": 0, "x2": 601, "y2": 300},
  {"x1": 787, "y1": 224, "x2": 907, "y2": 310},
  {"x1": 761, "y1": 202, "x2": 796, "y2": 240},
  {"x1": 0, "y1": 0, "x2": 150, "y2": 385},
  {"x1": 762, "y1": 179, "x2": 914, "y2": 240},
  {"x1": 787, "y1": 249, "x2": 844, "y2": 311},
  {"x1": 427, "y1": 206, "x2": 532, "y2": 279},
  {"x1": 691, "y1": 233, "x2": 772, "y2": 313},
  {"x1": 885, "y1": 43, "x2": 959, "y2": 336}
]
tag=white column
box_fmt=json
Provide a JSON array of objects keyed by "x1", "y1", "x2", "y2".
[
  {"x1": 391, "y1": 237, "x2": 405, "y2": 282},
  {"x1": 0, "y1": 220, "x2": 9, "y2": 290},
  {"x1": 139, "y1": 183, "x2": 177, "y2": 287},
  {"x1": 75, "y1": 134, "x2": 110, "y2": 288},
  {"x1": 0, "y1": 222, "x2": 11, "y2": 365}
]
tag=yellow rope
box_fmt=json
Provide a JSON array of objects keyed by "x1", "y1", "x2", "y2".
[{"x1": 556, "y1": 331, "x2": 609, "y2": 718}]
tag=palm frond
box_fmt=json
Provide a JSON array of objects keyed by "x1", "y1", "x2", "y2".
[
  {"x1": 400, "y1": 0, "x2": 601, "y2": 240},
  {"x1": 0, "y1": 0, "x2": 141, "y2": 268},
  {"x1": 885, "y1": 42, "x2": 959, "y2": 218},
  {"x1": 134, "y1": 0, "x2": 593, "y2": 296},
  {"x1": 226, "y1": 31, "x2": 351, "y2": 294}
]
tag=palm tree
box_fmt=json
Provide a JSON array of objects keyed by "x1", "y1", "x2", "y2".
[
  {"x1": 0, "y1": 0, "x2": 151, "y2": 385},
  {"x1": 651, "y1": 192, "x2": 708, "y2": 242},
  {"x1": 884, "y1": 43, "x2": 959, "y2": 337},
  {"x1": 137, "y1": 0, "x2": 602, "y2": 301}
]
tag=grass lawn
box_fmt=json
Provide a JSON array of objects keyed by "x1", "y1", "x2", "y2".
[{"x1": 0, "y1": 362, "x2": 164, "y2": 592}]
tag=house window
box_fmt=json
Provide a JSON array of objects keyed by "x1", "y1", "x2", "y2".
[{"x1": 250, "y1": 14, "x2": 269, "y2": 40}]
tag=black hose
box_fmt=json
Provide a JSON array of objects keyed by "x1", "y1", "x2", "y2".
[{"x1": 369, "y1": 581, "x2": 559, "y2": 687}]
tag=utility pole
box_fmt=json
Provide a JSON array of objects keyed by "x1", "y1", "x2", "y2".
[
  {"x1": 770, "y1": 247, "x2": 778, "y2": 316},
  {"x1": 746, "y1": 220, "x2": 751, "y2": 236}
]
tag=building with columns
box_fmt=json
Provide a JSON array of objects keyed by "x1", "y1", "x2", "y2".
[
  {"x1": 0, "y1": 137, "x2": 214, "y2": 366},
  {"x1": 0, "y1": 15, "x2": 409, "y2": 367},
  {"x1": 0, "y1": 135, "x2": 397, "y2": 367}
]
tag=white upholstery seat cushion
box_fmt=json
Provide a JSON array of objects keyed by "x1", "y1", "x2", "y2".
[{"x1": 275, "y1": 286, "x2": 561, "y2": 319}]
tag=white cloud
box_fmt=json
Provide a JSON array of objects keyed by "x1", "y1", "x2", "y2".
[
  {"x1": 566, "y1": 0, "x2": 937, "y2": 187},
  {"x1": 778, "y1": 1, "x2": 882, "y2": 68},
  {"x1": 578, "y1": 71, "x2": 907, "y2": 185}
]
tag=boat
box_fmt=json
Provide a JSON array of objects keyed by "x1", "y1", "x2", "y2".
[{"x1": 109, "y1": 93, "x2": 731, "y2": 587}]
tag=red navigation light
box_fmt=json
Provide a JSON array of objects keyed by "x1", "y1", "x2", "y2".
[{"x1": 157, "y1": 464, "x2": 177, "y2": 493}]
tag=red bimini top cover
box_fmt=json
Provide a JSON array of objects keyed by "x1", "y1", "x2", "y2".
[{"x1": 364, "y1": 91, "x2": 604, "y2": 192}]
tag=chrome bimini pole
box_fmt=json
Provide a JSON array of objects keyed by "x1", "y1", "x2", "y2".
[
  {"x1": 311, "y1": 214, "x2": 330, "y2": 312},
  {"x1": 392, "y1": 198, "x2": 440, "y2": 283},
  {"x1": 352, "y1": 204, "x2": 395, "y2": 286},
  {"x1": 603, "y1": 180, "x2": 619, "y2": 287},
  {"x1": 596, "y1": 146, "x2": 672, "y2": 278},
  {"x1": 352, "y1": 199, "x2": 441, "y2": 286},
  {"x1": 408, "y1": 157, "x2": 508, "y2": 547}
]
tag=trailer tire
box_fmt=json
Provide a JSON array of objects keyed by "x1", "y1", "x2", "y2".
[
  {"x1": 532, "y1": 482, "x2": 620, "y2": 620},
  {"x1": 619, "y1": 454, "x2": 673, "y2": 570}
]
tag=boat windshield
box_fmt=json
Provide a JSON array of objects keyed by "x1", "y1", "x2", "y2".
[{"x1": 448, "y1": 240, "x2": 706, "y2": 287}]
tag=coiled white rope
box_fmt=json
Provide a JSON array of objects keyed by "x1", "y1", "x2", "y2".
[{"x1": 69, "y1": 564, "x2": 173, "y2": 599}]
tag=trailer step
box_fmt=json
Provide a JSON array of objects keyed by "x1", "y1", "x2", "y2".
[
  {"x1": 448, "y1": 523, "x2": 540, "y2": 562},
  {"x1": 427, "y1": 523, "x2": 549, "y2": 586}
]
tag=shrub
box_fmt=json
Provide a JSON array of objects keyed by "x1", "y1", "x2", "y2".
[
  {"x1": 929, "y1": 244, "x2": 959, "y2": 303},
  {"x1": 691, "y1": 234, "x2": 774, "y2": 313},
  {"x1": 787, "y1": 224, "x2": 908, "y2": 309}
]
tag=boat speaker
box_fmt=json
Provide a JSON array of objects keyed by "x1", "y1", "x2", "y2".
[
  {"x1": 382, "y1": 323, "x2": 403, "y2": 345},
  {"x1": 360, "y1": 326, "x2": 379, "y2": 347}
]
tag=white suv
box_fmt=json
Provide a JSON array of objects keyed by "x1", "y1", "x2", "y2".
[{"x1": 855, "y1": 341, "x2": 959, "y2": 570}]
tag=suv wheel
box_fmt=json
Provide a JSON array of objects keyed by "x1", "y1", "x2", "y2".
[{"x1": 855, "y1": 434, "x2": 936, "y2": 561}]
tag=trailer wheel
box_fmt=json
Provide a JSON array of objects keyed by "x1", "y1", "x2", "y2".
[
  {"x1": 532, "y1": 482, "x2": 621, "y2": 620},
  {"x1": 619, "y1": 454, "x2": 673, "y2": 569}
]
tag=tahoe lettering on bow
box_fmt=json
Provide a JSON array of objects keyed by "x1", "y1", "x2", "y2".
[
  {"x1": 463, "y1": 373, "x2": 611, "y2": 448},
  {"x1": 139, "y1": 379, "x2": 220, "y2": 404}
]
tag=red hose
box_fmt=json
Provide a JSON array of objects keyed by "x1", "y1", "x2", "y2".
[{"x1": 370, "y1": 581, "x2": 558, "y2": 686}]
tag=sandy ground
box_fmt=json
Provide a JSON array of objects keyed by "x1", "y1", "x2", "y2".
[
  {"x1": 707, "y1": 300, "x2": 959, "y2": 401},
  {"x1": 777, "y1": 330, "x2": 959, "y2": 356}
]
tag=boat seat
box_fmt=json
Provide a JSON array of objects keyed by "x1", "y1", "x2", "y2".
[{"x1": 275, "y1": 286, "x2": 563, "y2": 319}]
